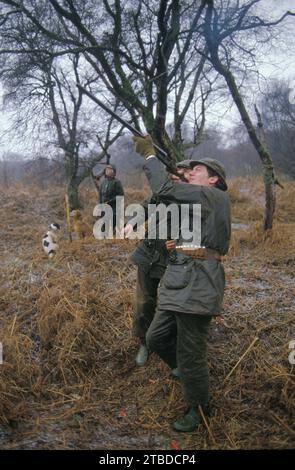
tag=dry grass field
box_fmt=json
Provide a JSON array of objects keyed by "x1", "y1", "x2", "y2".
[{"x1": 0, "y1": 178, "x2": 294, "y2": 450}]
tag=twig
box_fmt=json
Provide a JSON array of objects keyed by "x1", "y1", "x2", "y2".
[
  {"x1": 198, "y1": 405, "x2": 217, "y2": 446},
  {"x1": 10, "y1": 314, "x2": 18, "y2": 337},
  {"x1": 223, "y1": 336, "x2": 259, "y2": 383},
  {"x1": 269, "y1": 411, "x2": 295, "y2": 438}
]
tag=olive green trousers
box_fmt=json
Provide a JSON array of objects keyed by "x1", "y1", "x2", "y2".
[
  {"x1": 133, "y1": 267, "x2": 161, "y2": 344},
  {"x1": 146, "y1": 310, "x2": 212, "y2": 407}
]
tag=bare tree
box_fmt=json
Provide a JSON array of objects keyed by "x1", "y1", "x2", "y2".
[
  {"x1": 0, "y1": 0, "x2": 212, "y2": 160},
  {"x1": 1, "y1": 41, "x2": 123, "y2": 208},
  {"x1": 201, "y1": 0, "x2": 295, "y2": 229},
  {"x1": 43, "y1": 54, "x2": 123, "y2": 208}
]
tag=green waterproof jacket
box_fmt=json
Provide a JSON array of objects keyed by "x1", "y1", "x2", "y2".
[
  {"x1": 142, "y1": 158, "x2": 231, "y2": 316},
  {"x1": 130, "y1": 239, "x2": 168, "y2": 279},
  {"x1": 99, "y1": 176, "x2": 124, "y2": 206}
]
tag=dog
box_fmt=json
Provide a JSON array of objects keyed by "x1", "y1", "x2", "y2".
[
  {"x1": 42, "y1": 223, "x2": 60, "y2": 258},
  {"x1": 70, "y1": 209, "x2": 90, "y2": 239}
]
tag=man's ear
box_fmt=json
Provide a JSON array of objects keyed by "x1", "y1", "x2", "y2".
[{"x1": 209, "y1": 175, "x2": 219, "y2": 186}]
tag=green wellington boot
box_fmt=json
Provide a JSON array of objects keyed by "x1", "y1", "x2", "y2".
[
  {"x1": 135, "y1": 344, "x2": 149, "y2": 367},
  {"x1": 173, "y1": 407, "x2": 201, "y2": 432}
]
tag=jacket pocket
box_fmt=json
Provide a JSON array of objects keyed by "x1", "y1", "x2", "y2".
[{"x1": 162, "y1": 259, "x2": 192, "y2": 289}]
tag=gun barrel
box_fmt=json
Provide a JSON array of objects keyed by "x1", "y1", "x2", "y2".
[{"x1": 77, "y1": 85, "x2": 186, "y2": 178}]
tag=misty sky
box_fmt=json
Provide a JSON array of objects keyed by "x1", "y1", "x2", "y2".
[{"x1": 0, "y1": 0, "x2": 295, "y2": 157}]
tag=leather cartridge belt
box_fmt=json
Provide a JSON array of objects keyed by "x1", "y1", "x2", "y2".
[{"x1": 175, "y1": 246, "x2": 224, "y2": 262}]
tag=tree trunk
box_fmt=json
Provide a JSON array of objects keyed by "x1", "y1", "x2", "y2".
[
  {"x1": 263, "y1": 168, "x2": 275, "y2": 230},
  {"x1": 216, "y1": 64, "x2": 276, "y2": 230},
  {"x1": 67, "y1": 177, "x2": 80, "y2": 211},
  {"x1": 203, "y1": 1, "x2": 276, "y2": 230},
  {"x1": 206, "y1": 56, "x2": 275, "y2": 229},
  {"x1": 254, "y1": 105, "x2": 276, "y2": 230}
]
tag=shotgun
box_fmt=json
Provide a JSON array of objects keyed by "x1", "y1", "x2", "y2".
[{"x1": 77, "y1": 84, "x2": 185, "y2": 180}]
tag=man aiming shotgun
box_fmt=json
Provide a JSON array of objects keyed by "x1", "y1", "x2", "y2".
[{"x1": 132, "y1": 136, "x2": 231, "y2": 432}]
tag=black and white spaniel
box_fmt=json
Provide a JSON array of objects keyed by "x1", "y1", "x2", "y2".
[{"x1": 42, "y1": 223, "x2": 60, "y2": 258}]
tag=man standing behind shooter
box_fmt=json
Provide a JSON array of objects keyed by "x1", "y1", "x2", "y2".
[
  {"x1": 99, "y1": 164, "x2": 124, "y2": 233},
  {"x1": 124, "y1": 161, "x2": 192, "y2": 367}
]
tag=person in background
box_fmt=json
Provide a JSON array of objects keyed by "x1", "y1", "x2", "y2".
[{"x1": 99, "y1": 164, "x2": 124, "y2": 233}]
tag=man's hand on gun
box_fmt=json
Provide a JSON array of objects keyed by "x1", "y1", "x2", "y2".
[{"x1": 132, "y1": 134, "x2": 156, "y2": 160}]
